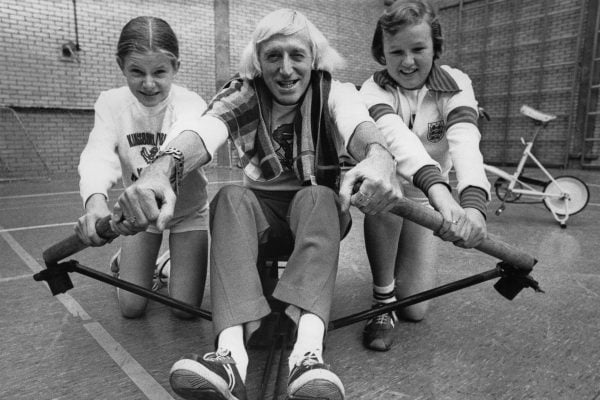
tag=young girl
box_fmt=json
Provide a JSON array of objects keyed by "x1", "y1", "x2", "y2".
[
  {"x1": 75, "y1": 16, "x2": 209, "y2": 319},
  {"x1": 359, "y1": 0, "x2": 491, "y2": 351}
]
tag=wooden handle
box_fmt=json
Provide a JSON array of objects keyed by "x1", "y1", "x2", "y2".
[
  {"x1": 390, "y1": 198, "x2": 537, "y2": 272},
  {"x1": 42, "y1": 215, "x2": 118, "y2": 265}
]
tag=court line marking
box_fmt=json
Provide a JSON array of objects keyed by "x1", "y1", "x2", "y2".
[
  {"x1": 2, "y1": 202, "x2": 599, "y2": 234},
  {"x1": 1, "y1": 178, "x2": 597, "y2": 233},
  {"x1": 0, "y1": 190, "x2": 99, "y2": 200},
  {"x1": 0, "y1": 179, "x2": 242, "y2": 200},
  {"x1": 0, "y1": 273, "x2": 33, "y2": 283},
  {"x1": 0, "y1": 226, "x2": 91, "y2": 320},
  {"x1": 0, "y1": 224, "x2": 176, "y2": 400},
  {"x1": 84, "y1": 322, "x2": 175, "y2": 400},
  {"x1": 0, "y1": 222, "x2": 75, "y2": 233}
]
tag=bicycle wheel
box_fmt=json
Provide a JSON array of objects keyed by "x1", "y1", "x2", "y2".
[
  {"x1": 542, "y1": 176, "x2": 590, "y2": 217},
  {"x1": 494, "y1": 177, "x2": 522, "y2": 202}
]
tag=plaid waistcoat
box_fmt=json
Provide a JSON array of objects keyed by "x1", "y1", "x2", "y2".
[{"x1": 205, "y1": 70, "x2": 341, "y2": 191}]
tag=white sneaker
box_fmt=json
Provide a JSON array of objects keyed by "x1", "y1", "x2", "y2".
[
  {"x1": 287, "y1": 352, "x2": 345, "y2": 400},
  {"x1": 152, "y1": 250, "x2": 170, "y2": 291},
  {"x1": 109, "y1": 249, "x2": 121, "y2": 278}
]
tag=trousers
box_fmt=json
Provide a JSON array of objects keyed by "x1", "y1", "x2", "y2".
[{"x1": 208, "y1": 184, "x2": 350, "y2": 337}]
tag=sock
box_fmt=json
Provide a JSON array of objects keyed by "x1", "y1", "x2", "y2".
[
  {"x1": 373, "y1": 282, "x2": 397, "y2": 305},
  {"x1": 217, "y1": 325, "x2": 249, "y2": 382},
  {"x1": 288, "y1": 313, "x2": 325, "y2": 372}
]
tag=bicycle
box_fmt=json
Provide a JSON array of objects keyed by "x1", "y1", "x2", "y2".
[{"x1": 482, "y1": 104, "x2": 590, "y2": 228}]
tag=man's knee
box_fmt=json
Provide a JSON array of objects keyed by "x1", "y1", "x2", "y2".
[
  {"x1": 294, "y1": 185, "x2": 336, "y2": 205},
  {"x1": 210, "y1": 185, "x2": 253, "y2": 226},
  {"x1": 210, "y1": 185, "x2": 248, "y2": 208}
]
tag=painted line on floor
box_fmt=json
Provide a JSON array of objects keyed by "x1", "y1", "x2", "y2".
[
  {"x1": 84, "y1": 321, "x2": 175, "y2": 400},
  {"x1": 3, "y1": 200, "x2": 599, "y2": 235},
  {"x1": 0, "y1": 224, "x2": 175, "y2": 400},
  {"x1": 0, "y1": 190, "x2": 94, "y2": 200},
  {"x1": 0, "y1": 226, "x2": 91, "y2": 320},
  {"x1": 0, "y1": 222, "x2": 75, "y2": 233},
  {"x1": 0, "y1": 273, "x2": 33, "y2": 283},
  {"x1": 0, "y1": 179, "x2": 242, "y2": 200}
]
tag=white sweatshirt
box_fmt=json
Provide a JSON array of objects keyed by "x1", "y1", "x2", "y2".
[
  {"x1": 78, "y1": 84, "x2": 209, "y2": 220},
  {"x1": 360, "y1": 65, "x2": 491, "y2": 198}
]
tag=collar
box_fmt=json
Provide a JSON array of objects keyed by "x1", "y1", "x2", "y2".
[
  {"x1": 373, "y1": 63, "x2": 460, "y2": 93},
  {"x1": 426, "y1": 64, "x2": 460, "y2": 92}
]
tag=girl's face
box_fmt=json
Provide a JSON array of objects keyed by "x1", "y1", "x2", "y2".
[
  {"x1": 119, "y1": 51, "x2": 179, "y2": 107},
  {"x1": 258, "y1": 32, "x2": 314, "y2": 105},
  {"x1": 382, "y1": 21, "x2": 434, "y2": 90}
]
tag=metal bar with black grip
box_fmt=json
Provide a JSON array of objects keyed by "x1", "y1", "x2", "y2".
[
  {"x1": 389, "y1": 197, "x2": 537, "y2": 272},
  {"x1": 42, "y1": 215, "x2": 117, "y2": 266}
]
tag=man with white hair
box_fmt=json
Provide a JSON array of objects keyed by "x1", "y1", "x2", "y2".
[{"x1": 115, "y1": 8, "x2": 463, "y2": 400}]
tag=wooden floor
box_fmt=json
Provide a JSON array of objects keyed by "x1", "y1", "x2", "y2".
[{"x1": 1, "y1": 167, "x2": 599, "y2": 400}]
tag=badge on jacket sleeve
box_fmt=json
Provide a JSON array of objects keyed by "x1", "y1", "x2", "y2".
[{"x1": 427, "y1": 120, "x2": 445, "y2": 143}]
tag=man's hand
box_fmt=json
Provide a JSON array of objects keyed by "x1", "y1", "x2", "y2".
[
  {"x1": 112, "y1": 158, "x2": 177, "y2": 235},
  {"x1": 428, "y1": 184, "x2": 487, "y2": 248},
  {"x1": 339, "y1": 144, "x2": 403, "y2": 214}
]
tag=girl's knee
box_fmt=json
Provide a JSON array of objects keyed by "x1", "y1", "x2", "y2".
[
  {"x1": 171, "y1": 308, "x2": 197, "y2": 320},
  {"x1": 397, "y1": 302, "x2": 429, "y2": 322},
  {"x1": 117, "y1": 289, "x2": 148, "y2": 318}
]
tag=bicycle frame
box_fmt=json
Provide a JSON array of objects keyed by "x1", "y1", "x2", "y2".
[{"x1": 484, "y1": 123, "x2": 571, "y2": 223}]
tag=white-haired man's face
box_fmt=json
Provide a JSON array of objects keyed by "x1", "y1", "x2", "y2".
[{"x1": 258, "y1": 32, "x2": 313, "y2": 105}]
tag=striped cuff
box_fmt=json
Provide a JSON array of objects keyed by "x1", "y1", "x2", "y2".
[
  {"x1": 368, "y1": 103, "x2": 395, "y2": 121},
  {"x1": 459, "y1": 186, "x2": 488, "y2": 218},
  {"x1": 413, "y1": 165, "x2": 450, "y2": 195},
  {"x1": 446, "y1": 106, "x2": 478, "y2": 130}
]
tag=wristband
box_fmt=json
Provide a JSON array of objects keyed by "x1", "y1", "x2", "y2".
[{"x1": 154, "y1": 147, "x2": 184, "y2": 195}]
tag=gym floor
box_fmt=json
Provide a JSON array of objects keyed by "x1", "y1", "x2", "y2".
[{"x1": 1, "y1": 167, "x2": 599, "y2": 400}]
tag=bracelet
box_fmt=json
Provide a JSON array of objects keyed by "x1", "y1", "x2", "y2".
[{"x1": 154, "y1": 147, "x2": 184, "y2": 195}]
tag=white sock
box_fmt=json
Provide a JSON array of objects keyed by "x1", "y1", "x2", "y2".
[
  {"x1": 217, "y1": 325, "x2": 249, "y2": 382},
  {"x1": 289, "y1": 313, "x2": 325, "y2": 372},
  {"x1": 373, "y1": 281, "x2": 397, "y2": 305}
]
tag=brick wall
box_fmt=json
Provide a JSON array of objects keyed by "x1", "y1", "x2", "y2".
[
  {"x1": 437, "y1": 0, "x2": 586, "y2": 167},
  {"x1": 1, "y1": 0, "x2": 592, "y2": 180},
  {"x1": 228, "y1": 0, "x2": 383, "y2": 87},
  {"x1": 0, "y1": 0, "x2": 215, "y2": 108},
  {"x1": 0, "y1": 0, "x2": 383, "y2": 179},
  {"x1": 0, "y1": 107, "x2": 94, "y2": 180}
]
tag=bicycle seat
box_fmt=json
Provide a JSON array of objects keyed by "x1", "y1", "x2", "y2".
[{"x1": 520, "y1": 105, "x2": 556, "y2": 123}]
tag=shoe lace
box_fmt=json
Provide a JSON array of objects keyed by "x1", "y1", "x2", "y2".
[
  {"x1": 301, "y1": 351, "x2": 320, "y2": 366},
  {"x1": 370, "y1": 310, "x2": 397, "y2": 327},
  {"x1": 290, "y1": 350, "x2": 322, "y2": 370},
  {"x1": 204, "y1": 348, "x2": 232, "y2": 362},
  {"x1": 152, "y1": 257, "x2": 170, "y2": 291}
]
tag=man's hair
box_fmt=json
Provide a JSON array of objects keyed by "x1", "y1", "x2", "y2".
[
  {"x1": 371, "y1": 0, "x2": 443, "y2": 65},
  {"x1": 238, "y1": 8, "x2": 345, "y2": 79},
  {"x1": 116, "y1": 16, "x2": 179, "y2": 67}
]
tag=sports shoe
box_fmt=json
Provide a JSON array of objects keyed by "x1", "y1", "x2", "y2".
[
  {"x1": 169, "y1": 348, "x2": 247, "y2": 400},
  {"x1": 152, "y1": 250, "x2": 171, "y2": 291},
  {"x1": 286, "y1": 352, "x2": 345, "y2": 400},
  {"x1": 362, "y1": 304, "x2": 398, "y2": 351},
  {"x1": 109, "y1": 249, "x2": 121, "y2": 278}
]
